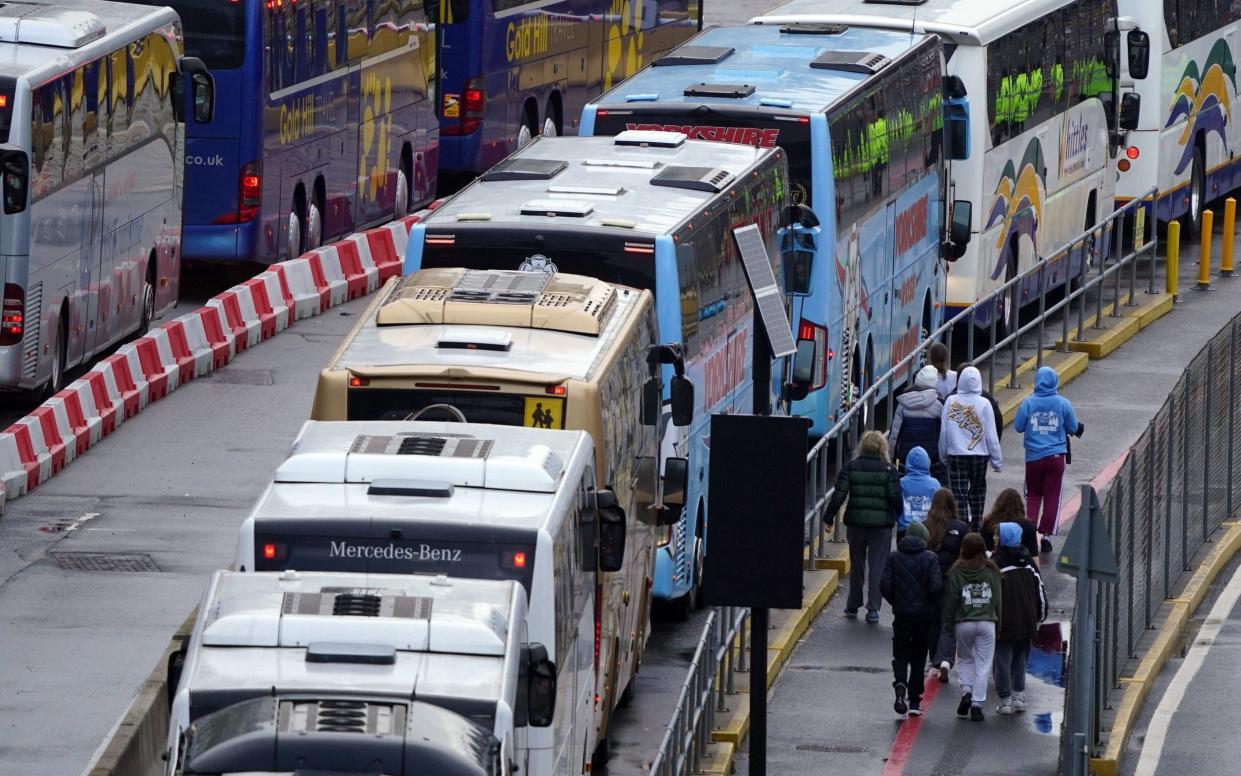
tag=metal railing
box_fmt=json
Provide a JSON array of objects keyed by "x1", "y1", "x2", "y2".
[
  {"x1": 1065, "y1": 309, "x2": 1241, "y2": 761},
  {"x1": 648, "y1": 607, "x2": 749, "y2": 775},
  {"x1": 805, "y1": 189, "x2": 1161, "y2": 557},
  {"x1": 646, "y1": 191, "x2": 1164, "y2": 774}
]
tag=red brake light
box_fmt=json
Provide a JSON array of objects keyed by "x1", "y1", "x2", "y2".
[
  {"x1": 349, "y1": 376, "x2": 369, "y2": 387},
  {"x1": 624, "y1": 242, "x2": 656, "y2": 254},
  {"x1": 444, "y1": 79, "x2": 485, "y2": 136},
  {"x1": 1, "y1": 283, "x2": 24, "y2": 346},
  {"x1": 797, "y1": 318, "x2": 829, "y2": 391},
  {"x1": 798, "y1": 321, "x2": 816, "y2": 341},
  {"x1": 546, "y1": 385, "x2": 567, "y2": 396},
  {"x1": 0, "y1": 95, "x2": 7, "y2": 108},
  {"x1": 511, "y1": 551, "x2": 527, "y2": 569},
  {"x1": 262, "y1": 543, "x2": 277, "y2": 559},
  {"x1": 1125, "y1": 146, "x2": 1140, "y2": 160}
]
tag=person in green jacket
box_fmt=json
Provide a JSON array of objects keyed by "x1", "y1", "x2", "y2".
[
  {"x1": 942, "y1": 532, "x2": 1002, "y2": 721},
  {"x1": 825, "y1": 430, "x2": 904, "y2": 623}
]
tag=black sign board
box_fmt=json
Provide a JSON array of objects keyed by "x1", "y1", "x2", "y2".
[{"x1": 703, "y1": 414, "x2": 806, "y2": 609}]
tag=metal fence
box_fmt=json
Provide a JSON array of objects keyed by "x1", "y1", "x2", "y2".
[
  {"x1": 647, "y1": 191, "x2": 1161, "y2": 774},
  {"x1": 1073, "y1": 310, "x2": 1241, "y2": 758}
]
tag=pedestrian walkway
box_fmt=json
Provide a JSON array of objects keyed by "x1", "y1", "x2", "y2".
[{"x1": 733, "y1": 235, "x2": 1241, "y2": 775}]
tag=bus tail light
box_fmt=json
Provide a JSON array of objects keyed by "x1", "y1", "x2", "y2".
[
  {"x1": 1125, "y1": 146, "x2": 1140, "y2": 160},
  {"x1": 593, "y1": 586, "x2": 602, "y2": 685},
  {"x1": 260, "y1": 542, "x2": 287, "y2": 562},
  {"x1": 797, "y1": 318, "x2": 828, "y2": 391},
  {"x1": 443, "y1": 79, "x2": 484, "y2": 136},
  {"x1": 238, "y1": 161, "x2": 262, "y2": 222},
  {"x1": 349, "y1": 375, "x2": 369, "y2": 387},
  {"x1": 545, "y1": 384, "x2": 567, "y2": 396},
  {"x1": 1, "y1": 283, "x2": 23, "y2": 345}
]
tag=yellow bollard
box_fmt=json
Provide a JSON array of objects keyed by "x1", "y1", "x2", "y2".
[
  {"x1": 1199, "y1": 209, "x2": 1214, "y2": 289},
  {"x1": 1223, "y1": 198, "x2": 1237, "y2": 276},
  {"x1": 1167, "y1": 221, "x2": 1180, "y2": 298}
]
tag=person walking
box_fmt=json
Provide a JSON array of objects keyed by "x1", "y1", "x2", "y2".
[
  {"x1": 980, "y1": 487, "x2": 1040, "y2": 560},
  {"x1": 943, "y1": 533, "x2": 1003, "y2": 721},
  {"x1": 939, "y1": 366, "x2": 1003, "y2": 529},
  {"x1": 880, "y1": 520, "x2": 943, "y2": 718},
  {"x1": 889, "y1": 365, "x2": 945, "y2": 478},
  {"x1": 929, "y1": 342, "x2": 957, "y2": 401},
  {"x1": 951, "y1": 362, "x2": 1004, "y2": 441},
  {"x1": 925, "y1": 488, "x2": 969, "y2": 683},
  {"x1": 897, "y1": 446, "x2": 941, "y2": 541},
  {"x1": 1014, "y1": 366, "x2": 1083, "y2": 553},
  {"x1": 993, "y1": 523, "x2": 1048, "y2": 714},
  {"x1": 825, "y1": 430, "x2": 904, "y2": 624}
]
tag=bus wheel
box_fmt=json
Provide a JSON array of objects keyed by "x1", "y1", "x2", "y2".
[
  {"x1": 1188, "y1": 144, "x2": 1206, "y2": 235},
  {"x1": 139, "y1": 254, "x2": 156, "y2": 335},
  {"x1": 517, "y1": 102, "x2": 538, "y2": 148},
  {"x1": 305, "y1": 199, "x2": 322, "y2": 252},
  {"x1": 286, "y1": 208, "x2": 304, "y2": 261},
  {"x1": 46, "y1": 313, "x2": 66, "y2": 398}
]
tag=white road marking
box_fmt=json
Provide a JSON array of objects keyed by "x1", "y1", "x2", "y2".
[
  {"x1": 1134, "y1": 559, "x2": 1241, "y2": 776},
  {"x1": 65, "y1": 512, "x2": 99, "y2": 533}
]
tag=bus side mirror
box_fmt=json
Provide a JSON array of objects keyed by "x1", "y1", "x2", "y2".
[
  {"x1": 522, "y1": 644, "x2": 556, "y2": 728},
  {"x1": 165, "y1": 646, "x2": 187, "y2": 713},
  {"x1": 945, "y1": 200, "x2": 971, "y2": 260},
  {"x1": 0, "y1": 150, "x2": 29, "y2": 215},
  {"x1": 671, "y1": 376, "x2": 693, "y2": 427},
  {"x1": 1127, "y1": 30, "x2": 1150, "y2": 80},
  {"x1": 642, "y1": 377, "x2": 660, "y2": 426},
  {"x1": 597, "y1": 489, "x2": 626, "y2": 573},
  {"x1": 1119, "y1": 92, "x2": 1141, "y2": 132},
  {"x1": 944, "y1": 99, "x2": 970, "y2": 161},
  {"x1": 180, "y1": 57, "x2": 214, "y2": 124},
  {"x1": 786, "y1": 338, "x2": 816, "y2": 402},
  {"x1": 659, "y1": 457, "x2": 689, "y2": 525}
]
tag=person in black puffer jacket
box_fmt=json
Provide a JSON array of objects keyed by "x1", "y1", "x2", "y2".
[
  {"x1": 924, "y1": 488, "x2": 969, "y2": 683},
  {"x1": 880, "y1": 520, "x2": 943, "y2": 717},
  {"x1": 993, "y1": 523, "x2": 1048, "y2": 714},
  {"x1": 825, "y1": 431, "x2": 904, "y2": 623}
]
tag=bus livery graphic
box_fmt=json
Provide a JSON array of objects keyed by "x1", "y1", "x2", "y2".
[
  {"x1": 986, "y1": 139, "x2": 1046, "y2": 281},
  {"x1": 1168, "y1": 40, "x2": 1235, "y2": 176}
]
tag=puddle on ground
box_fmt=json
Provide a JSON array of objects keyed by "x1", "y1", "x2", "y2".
[{"x1": 1029, "y1": 621, "x2": 1068, "y2": 688}]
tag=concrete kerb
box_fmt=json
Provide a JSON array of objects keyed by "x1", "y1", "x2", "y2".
[
  {"x1": 1088, "y1": 521, "x2": 1241, "y2": 776},
  {"x1": 711, "y1": 569, "x2": 839, "y2": 752},
  {"x1": 0, "y1": 215, "x2": 423, "y2": 511},
  {"x1": 84, "y1": 612, "x2": 197, "y2": 776}
]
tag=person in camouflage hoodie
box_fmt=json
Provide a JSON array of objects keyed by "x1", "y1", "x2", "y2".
[{"x1": 825, "y1": 431, "x2": 903, "y2": 623}]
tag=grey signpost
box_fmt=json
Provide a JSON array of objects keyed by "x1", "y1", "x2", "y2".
[{"x1": 1057, "y1": 484, "x2": 1119, "y2": 776}]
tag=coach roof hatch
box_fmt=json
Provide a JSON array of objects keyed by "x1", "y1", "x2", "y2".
[{"x1": 0, "y1": 5, "x2": 106, "y2": 48}]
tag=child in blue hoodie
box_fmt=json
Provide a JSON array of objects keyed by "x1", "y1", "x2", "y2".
[
  {"x1": 897, "y1": 446, "x2": 941, "y2": 541},
  {"x1": 1014, "y1": 366, "x2": 1083, "y2": 549}
]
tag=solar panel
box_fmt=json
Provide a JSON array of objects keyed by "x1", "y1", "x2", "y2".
[{"x1": 732, "y1": 225, "x2": 796, "y2": 358}]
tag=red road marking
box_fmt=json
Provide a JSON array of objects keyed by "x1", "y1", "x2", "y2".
[{"x1": 882, "y1": 671, "x2": 943, "y2": 775}]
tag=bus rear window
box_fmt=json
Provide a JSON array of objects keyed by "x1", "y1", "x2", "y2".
[
  {"x1": 593, "y1": 110, "x2": 813, "y2": 206},
  {"x1": 420, "y1": 242, "x2": 656, "y2": 291},
  {"x1": 138, "y1": 0, "x2": 247, "y2": 69},
  {"x1": 254, "y1": 532, "x2": 537, "y2": 593},
  {"x1": 348, "y1": 387, "x2": 560, "y2": 427}
]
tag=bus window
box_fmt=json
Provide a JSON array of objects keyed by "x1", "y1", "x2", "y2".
[
  {"x1": 30, "y1": 82, "x2": 65, "y2": 200},
  {"x1": 347, "y1": 387, "x2": 531, "y2": 424},
  {"x1": 134, "y1": 0, "x2": 246, "y2": 69},
  {"x1": 83, "y1": 60, "x2": 107, "y2": 170}
]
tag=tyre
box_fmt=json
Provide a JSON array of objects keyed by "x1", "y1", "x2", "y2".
[
  {"x1": 1188, "y1": 145, "x2": 1207, "y2": 236},
  {"x1": 286, "y1": 206, "x2": 303, "y2": 261},
  {"x1": 139, "y1": 258, "x2": 156, "y2": 335},
  {"x1": 395, "y1": 160, "x2": 411, "y2": 220},
  {"x1": 542, "y1": 114, "x2": 558, "y2": 138},
  {"x1": 517, "y1": 109, "x2": 537, "y2": 149},
  {"x1": 305, "y1": 198, "x2": 322, "y2": 252},
  {"x1": 45, "y1": 316, "x2": 66, "y2": 398}
]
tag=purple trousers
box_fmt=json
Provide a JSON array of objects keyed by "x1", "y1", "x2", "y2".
[{"x1": 1025, "y1": 453, "x2": 1067, "y2": 535}]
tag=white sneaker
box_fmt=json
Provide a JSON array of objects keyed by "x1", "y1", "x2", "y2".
[
  {"x1": 1012, "y1": 694, "x2": 1027, "y2": 712},
  {"x1": 996, "y1": 700, "x2": 1013, "y2": 715},
  {"x1": 937, "y1": 661, "x2": 950, "y2": 683}
]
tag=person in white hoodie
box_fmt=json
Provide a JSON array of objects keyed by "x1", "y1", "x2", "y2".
[{"x1": 939, "y1": 366, "x2": 1002, "y2": 529}]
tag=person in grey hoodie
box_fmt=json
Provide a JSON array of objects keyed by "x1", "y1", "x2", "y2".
[
  {"x1": 888, "y1": 365, "x2": 944, "y2": 476},
  {"x1": 939, "y1": 366, "x2": 1002, "y2": 529}
]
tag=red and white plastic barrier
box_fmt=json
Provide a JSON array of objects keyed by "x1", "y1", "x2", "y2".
[{"x1": 0, "y1": 213, "x2": 423, "y2": 511}]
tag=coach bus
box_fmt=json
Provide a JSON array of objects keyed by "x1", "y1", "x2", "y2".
[
  {"x1": 132, "y1": 0, "x2": 439, "y2": 264},
  {"x1": 1109, "y1": 1, "x2": 1241, "y2": 236},
  {"x1": 309, "y1": 267, "x2": 692, "y2": 749},
  {"x1": 403, "y1": 132, "x2": 796, "y2": 613},
  {"x1": 0, "y1": 1, "x2": 210, "y2": 394},
  {"x1": 435, "y1": 0, "x2": 701, "y2": 185},
  {"x1": 757, "y1": 0, "x2": 1122, "y2": 329},
  {"x1": 582, "y1": 24, "x2": 973, "y2": 434},
  {"x1": 235, "y1": 421, "x2": 660, "y2": 774}
]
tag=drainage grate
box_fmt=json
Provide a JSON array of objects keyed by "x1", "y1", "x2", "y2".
[
  {"x1": 795, "y1": 744, "x2": 868, "y2": 754},
  {"x1": 48, "y1": 551, "x2": 160, "y2": 573}
]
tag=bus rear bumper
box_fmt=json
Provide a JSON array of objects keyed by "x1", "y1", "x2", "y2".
[
  {"x1": 0, "y1": 345, "x2": 30, "y2": 390},
  {"x1": 181, "y1": 220, "x2": 262, "y2": 264}
]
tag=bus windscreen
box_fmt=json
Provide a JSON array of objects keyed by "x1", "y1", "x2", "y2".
[
  {"x1": 142, "y1": 0, "x2": 246, "y2": 69},
  {"x1": 421, "y1": 241, "x2": 655, "y2": 292},
  {"x1": 593, "y1": 111, "x2": 813, "y2": 206}
]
